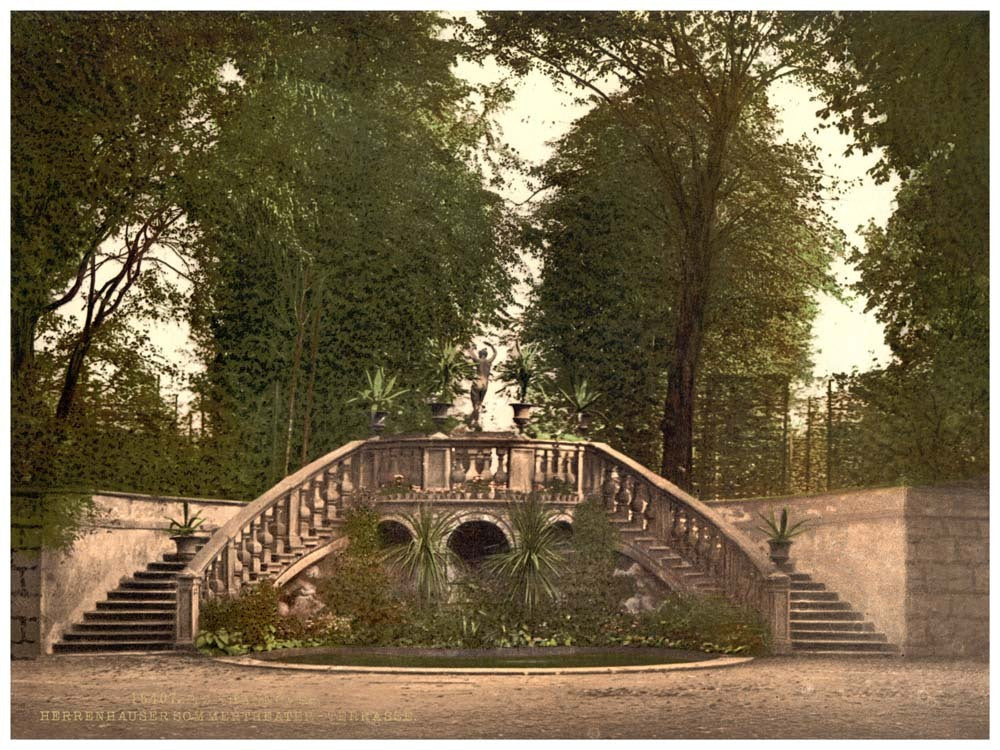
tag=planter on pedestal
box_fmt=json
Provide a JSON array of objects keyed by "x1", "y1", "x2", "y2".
[
  {"x1": 511, "y1": 402, "x2": 534, "y2": 432},
  {"x1": 171, "y1": 534, "x2": 211, "y2": 562}
]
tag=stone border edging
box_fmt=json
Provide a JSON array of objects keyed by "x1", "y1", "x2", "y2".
[{"x1": 213, "y1": 654, "x2": 753, "y2": 676}]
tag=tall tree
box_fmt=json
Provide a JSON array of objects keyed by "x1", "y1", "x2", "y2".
[
  {"x1": 475, "y1": 11, "x2": 828, "y2": 486},
  {"x1": 11, "y1": 11, "x2": 237, "y2": 418},
  {"x1": 805, "y1": 11, "x2": 988, "y2": 482},
  {"x1": 524, "y1": 93, "x2": 835, "y2": 474},
  {"x1": 188, "y1": 13, "x2": 517, "y2": 495}
]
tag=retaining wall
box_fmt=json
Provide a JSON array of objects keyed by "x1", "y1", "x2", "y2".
[{"x1": 709, "y1": 481, "x2": 988, "y2": 659}]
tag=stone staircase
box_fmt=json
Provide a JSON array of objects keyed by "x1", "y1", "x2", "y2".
[
  {"x1": 616, "y1": 519, "x2": 720, "y2": 595},
  {"x1": 790, "y1": 572, "x2": 898, "y2": 655},
  {"x1": 52, "y1": 517, "x2": 347, "y2": 654},
  {"x1": 52, "y1": 552, "x2": 187, "y2": 653}
]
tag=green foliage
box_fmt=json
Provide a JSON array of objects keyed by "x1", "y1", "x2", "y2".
[
  {"x1": 757, "y1": 507, "x2": 810, "y2": 542},
  {"x1": 163, "y1": 502, "x2": 206, "y2": 536},
  {"x1": 382, "y1": 507, "x2": 457, "y2": 603},
  {"x1": 425, "y1": 338, "x2": 474, "y2": 401},
  {"x1": 495, "y1": 341, "x2": 544, "y2": 403},
  {"x1": 624, "y1": 594, "x2": 770, "y2": 655},
  {"x1": 198, "y1": 582, "x2": 284, "y2": 650},
  {"x1": 347, "y1": 367, "x2": 409, "y2": 415},
  {"x1": 11, "y1": 490, "x2": 101, "y2": 554},
  {"x1": 483, "y1": 495, "x2": 565, "y2": 613},
  {"x1": 556, "y1": 378, "x2": 602, "y2": 415}
]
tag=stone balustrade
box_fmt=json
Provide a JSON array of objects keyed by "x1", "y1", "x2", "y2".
[{"x1": 176, "y1": 433, "x2": 789, "y2": 652}]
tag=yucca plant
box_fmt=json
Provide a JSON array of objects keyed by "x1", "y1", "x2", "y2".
[
  {"x1": 484, "y1": 494, "x2": 565, "y2": 614},
  {"x1": 557, "y1": 378, "x2": 602, "y2": 415},
  {"x1": 496, "y1": 340, "x2": 543, "y2": 404},
  {"x1": 382, "y1": 506, "x2": 457, "y2": 602},
  {"x1": 347, "y1": 366, "x2": 409, "y2": 414},
  {"x1": 757, "y1": 507, "x2": 810, "y2": 542},
  {"x1": 425, "y1": 338, "x2": 473, "y2": 401}
]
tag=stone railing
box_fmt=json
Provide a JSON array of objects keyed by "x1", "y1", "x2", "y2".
[
  {"x1": 176, "y1": 434, "x2": 789, "y2": 652},
  {"x1": 582, "y1": 442, "x2": 790, "y2": 652}
]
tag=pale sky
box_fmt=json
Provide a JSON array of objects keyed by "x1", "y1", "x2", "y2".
[{"x1": 55, "y1": 20, "x2": 897, "y2": 428}]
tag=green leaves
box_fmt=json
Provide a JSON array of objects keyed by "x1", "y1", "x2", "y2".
[
  {"x1": 496, "y1": 341, "x2": 544, "y2": 404},
  {"x1": 382, "y1": 506, "x2": 457, "y2": 603},
  {"x1": 757, "y1": 507, "x2": 810, "y2": 542},
  {"x1": 347, "y1": 367, "x2": 409, "y2": 414},
  {"x1": 483, "y1": 494, "x2": 565, "y2": 613}
]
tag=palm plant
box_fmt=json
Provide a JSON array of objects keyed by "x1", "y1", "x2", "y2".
[
  {"x1": 484, "y1": 494, "x2": 565, "y2": 613},
  {"x1": 557, "y1": 377, "x2": 603, "y2": 425},
  {"x1": 757, "y1": 507, "x2": 810, "y2": 542},
  {"x1": 382, "y1": 506, "x2": 457, "y2": 602},
  {"x1": 426, "y1": 338, "x2": 473, "y2": 402},
  {"x1": 347, "y1": 366, "x2": 409, "y2": 414},
  {"x1": 496, "y1": 340, "x2": 543, "y2": 404}
]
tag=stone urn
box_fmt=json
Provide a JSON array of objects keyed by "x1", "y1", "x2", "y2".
[
  {"x1": 429, "y1": 401, "x2": 452, "y2": 431},
  {"x1": 171, "y1": 534, "x2": 211, "y2": 561},
  {"x1": 370, "y1": 410, "x2": 388, "y2": 435},
  {"x1": 767, "y1": 539, "x2": 793, "y2": 570},
  {"x1": 511, "y1": 402, "x2": 534, "y2": 432}
]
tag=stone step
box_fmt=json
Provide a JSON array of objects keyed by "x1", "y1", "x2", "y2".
[
  {"x1": 789, "y1": 573, "x2": 813, "y2": 582},
  {"x1": 791, "y1": 581, "x2": 826, "y2": 591},
  {"x1": 120, "y1": 578, "x2": 176, "y2": 591},
  {"x1": 792, "y1": 639, "x2": 898, "y2": 652},
  {"x1": 62, "y1": 630, "x2": 174, "y2": 642},
  {"x1": 148, "y1": 561, "x2": 187, "y2": 572},
  {"x1": 135, "y1": 570, "x2": 180, "y2": 581},
  {"x1": 792, "y1": 650, "x2": 900, "y2": 657},
  {"x1": 108, "y1": 590, "x2": 176, "y2": 601},
  {"x1": 791, "y1": 591, "x2": 839, "y2": 602},
  {"x1": 83, "y1": 610, "x2": 174, "y2": 623},
  {"x1": 791, "y1": 630, "x2": 887, "y2": 642},
  {"x1": 72, "y1": 621, "x2": 175, "y2": 633},
  {"x1": 790, "y1": 600, "x2": 851, "y2": 611},
  {"x1": 95, "y1": 600, "x2": 175, "y2": 612},
  {"x1": 53, "y1": 641, "x2": 175, "y2": 653},
  {"x1": 791, "y1": 609, "x2": 863, "y2": 621},
  {"x1": 790, "y1": 620, "x2": 875, "y2": 632}
]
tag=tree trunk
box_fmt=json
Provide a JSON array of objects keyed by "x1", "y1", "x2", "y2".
[
  {"x1": 55, "y1": 335, "x2": 92, "y2": 421},
  {"x1": 660, "y1": 282, "x2": 704, "y2": 490},
  {"x1": 282, "y1": 305, "x2": 307, "y2": 478},
  {"x1": 11, "y1": 306, "x2": 39, "y2": 384}
]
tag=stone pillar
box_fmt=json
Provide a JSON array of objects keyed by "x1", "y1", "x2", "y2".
[
  {"x1": 765, "y1": 572, "x2": 792, "y2": 655},
  {"x1": 174, "y1": 570, "x2": 201, "y2": 649}
]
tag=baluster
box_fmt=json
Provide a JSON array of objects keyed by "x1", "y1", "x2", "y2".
[
  {"x1": 236, "y1": 527, "x2": 252, "y2": 587},
  {"x1": 533, "y1": 448, "x2": 545, "y2": 490},
  {"x1": 312, "y1": 480, "x2": 327, "y2": 533},
  {"x1": 325, "y1": 467, "x2": 342, "y2": 523},
  {"x1": 256, "y1": 510, "x2": 274, "y2": 574},
  {"x1": 224, "y1": 538, "x2": 238, "y2": 595},
  {"x1": 247, "y1": 518, "x2": 263, "y2": 578},
  {"x1": 286, "y1": 491, "x2": 302, "y2": 550},
  {"x1": 563, "y1": 447, "x2": 577, "y2": 490},
  {"x1": 209, "y1": 556, "x2": 226, "y2": 596},
  {"x1": 618, "y1": 474, "x2": 633, "y2": 520},
  {"x1": 450, "y1": 447, "x2": 469, "y2": 487},
  {"x1": 298, "y1": 486, "x2": 313, "y2": 540},
  {"x1": 631, "y1": 484, "x2": 648, "y2": 530},
  {"x1": 493, "y1": 449, "x2": 508, "y2": 488},
  {"x1": 341, "y1": 457, "x2": 355, "y2": 497},
  {"x1": 478, "y1": 449, "x2": 494, "y2": 483},
  {"x1": 601, "y1": 465, "x2": 620, "y2": 511}
]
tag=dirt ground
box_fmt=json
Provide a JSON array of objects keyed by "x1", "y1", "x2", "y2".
[{"x1": 10, "y1": 652, "x2": 988, "y2": 739}]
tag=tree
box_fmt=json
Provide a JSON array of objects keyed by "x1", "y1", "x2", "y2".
[
  {"x1": 804, "y1": 11, "x2": 988, "y2": 482},
  {"x1": 11, "y1": 12, "x2": 238, "y2": 418},
  {"x1": 187, "y1": 13, "x2": 518, "y2": 495},
  {"x1": 521, "y1": 75, "x2": 836, "y2": 477},
  {"x1": 474, "y1": 11, "x2": 830, "y2": 487}
]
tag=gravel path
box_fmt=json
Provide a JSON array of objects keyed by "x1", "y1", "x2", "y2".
[{"x1": 11, "y1": 652, "x2": 988, "y2": 739}]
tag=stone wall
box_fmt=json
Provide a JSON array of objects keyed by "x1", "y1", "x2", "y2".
[
  {"x1": 710, "y1": 481, "x2": 988, "y2": 658},
  {"x1": 711, "y1": 487, "x2": 910, "y2": 648},
  {"x1": 905, "y1": 483, "x2": 989, "y2": 659},
  {"x1": 29, "y1": 492, "x2": 244, "y2": 655},
  {"x1": 12, "y1": 527, "x2": 43, "y2": 659}
]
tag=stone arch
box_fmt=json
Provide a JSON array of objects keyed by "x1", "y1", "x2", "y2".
[
  {"x1": 448, "y1": 517, "x2": 511, "y2": 567},
  {"x1": 377, "y1": 518, "x2": 413, "y2": 548}
]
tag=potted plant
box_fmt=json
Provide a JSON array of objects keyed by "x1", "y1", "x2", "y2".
[
  {"x1": 557, "y1": 377, "x2": 602, "y2": 432},
  {"x1": 757, "y1": 506, "x2": 810, "y2": 569},
  {"x1": 497, "y1": 341, "x2": 543, "y2": 431},
  {"x1": 164, "y1": 502, "x2": 209, "y2": 560},
  {"x1": 425, "y1": 338, "x2": 472, "y2": 430},
  {"x1": 348, "y1": 366, "x2": 409, "y2": 435}
]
